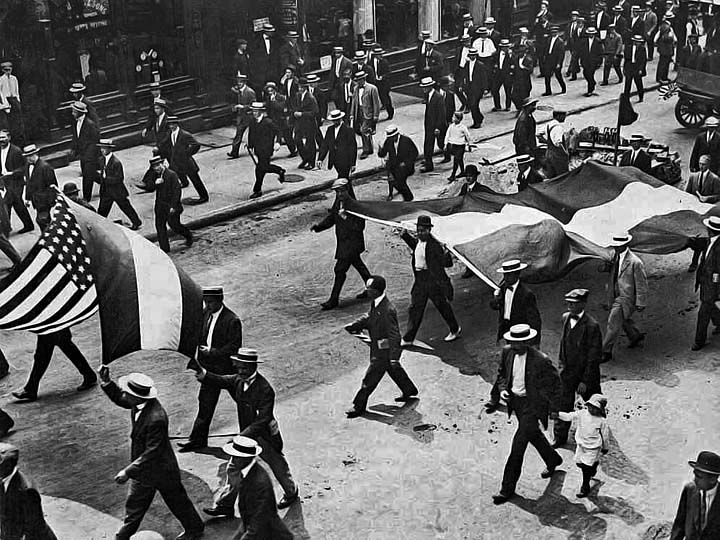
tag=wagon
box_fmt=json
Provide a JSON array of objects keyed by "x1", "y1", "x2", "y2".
[{"x1": 673, "y1": 67, "x2": 720, "y2": 128}]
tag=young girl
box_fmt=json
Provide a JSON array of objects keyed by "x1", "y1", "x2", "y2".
[
  {"x1": 558, "y1": 394, "x2": 610, "y2": 497},
  {"x1": 443, "y1": 111, "x2": 471, "y2": 182}
]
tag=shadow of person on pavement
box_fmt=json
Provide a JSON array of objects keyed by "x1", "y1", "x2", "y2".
[
  {"x1": 598, "y1": 428, "x2": 649, "y2": 485},
  {"x1": 363, "y1": 400, "x2": 435, "y2": 443},
  {"x1": 588, "y1": 486, "x2": 645, "y2": 527}
]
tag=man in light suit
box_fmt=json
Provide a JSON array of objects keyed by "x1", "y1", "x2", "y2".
[
  {"x1": 671, "y1": 450, "x2": 720, "y2": 539},
  {"x1": 349, "y1": 71, "x2": 380, "y2": 160},
  {"x1": 602, "y1": 233, "x2": 648, "y2": 362},
  {"x1": 344, "y1": 275, "x2": 418, "y2": 418},
  {"x1": 0, "y1": 130, "x2": 32, "y2": 233},
  {"x1": 180, "y1": 286, "x2": 243, "y2": 452},
  {"x1": 552, "y1": 288, "x2": 603, "y2": 447},
  {"x1": 0, "y1": 443, "x2": 57, "y2": 540}
]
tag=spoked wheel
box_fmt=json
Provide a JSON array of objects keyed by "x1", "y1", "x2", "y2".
[{"x1": 675, "y1": 98, "x2": 707, "y2": 128}]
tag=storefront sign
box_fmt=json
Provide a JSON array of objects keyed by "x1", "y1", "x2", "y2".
[
  {"x1": 279, "y1": 0, "x2": 298, "y2": 29},
  {"x1": 82, "y1": 0, "x2": 110, "y2": 18},
  {"x1": 73, "y1": 19, "x2": 110, "y2": 31},
  {"x1": 253, "y1": 17, "x2": 270, "y2": 32},
  {"x1": 319, "y1": 55, "x2": 332, "y2": 71}
]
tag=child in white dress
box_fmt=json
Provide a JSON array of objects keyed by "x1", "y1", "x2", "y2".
[{"x1": 558, "y1": 393, "x2": 610, "y2": 497}]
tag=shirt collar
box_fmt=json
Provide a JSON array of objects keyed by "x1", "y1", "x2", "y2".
[
  {"x1": 136, "y1": 402, "x2": 147, "y2": 411},
  {"x1": 105, "y1": 151, "x2": 113, "y2": 161},
  {"x1": 507, "y1": 280, "x2": 519, "y2": 291},
  {"x1": 571, "y1": 310, "x2": 585, "y2": 320},
  {"x1": 373, "y1": 292, "x2": 386, "y2": 307},
  {"x1": 2, "y1": 467, "x2": 17, "y2": 489},
  {"x1": 243, "y1": 372, "x2": 257, "y2": 388},
  {"x1": 240, "y1": 458, "x2": 257, "y2": 478}
]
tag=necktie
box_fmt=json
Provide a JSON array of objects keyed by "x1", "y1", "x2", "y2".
[
  {"x1": 570, "y1": 314, "x2": 580, "y2": 321},
  {"x1": 701, "y1": 490, "x2": 707, "y2": 530},
  {"x1": 203, "y1": 313, "x2": 212, "y2": 344},
  {"x1": 481, "y1": 40, "x2": 485, "y2": 54},
  {"x1": 700, "y1": 171, "x2": 705, "y2": 193},
  {"x1": 614, "y1": 255, "x2": 621, "y2": 280}
]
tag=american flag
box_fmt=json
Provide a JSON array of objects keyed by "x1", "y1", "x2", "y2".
[
  {"x1": 0, "y1": 195, "x2": 98, "y2": 334},
  {"x1": 658, "y1": 81, "x2": 679, "y2": 101}
]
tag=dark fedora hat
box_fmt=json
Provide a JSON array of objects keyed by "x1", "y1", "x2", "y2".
[
  {"x1": 416, "y1": 215, "x2": 433, "y2": 228},
  {"x1": 689, "y1": 451, "x2": 720, "y2": 475}
]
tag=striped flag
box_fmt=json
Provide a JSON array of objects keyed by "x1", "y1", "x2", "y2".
[
  {"x1": 346, "y1": 161, "x2": 718, "y2": 286},
  {"x1": 0, "y1": 193, "x2": 203, "y2": 363},
  {"x1": 658, "y1": 81, "x2": 679, "y2": 101}
]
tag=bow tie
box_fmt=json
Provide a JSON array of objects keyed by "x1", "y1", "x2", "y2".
[{"x1": 569, "y1": 314, "x2": 580, "y2": 321}]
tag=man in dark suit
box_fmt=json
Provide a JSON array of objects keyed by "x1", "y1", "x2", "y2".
[
  {"x1": 628, "y1": 5, "x2": 646, "y2": 40},
  {"x1": 516, "y1": 154, "x2": 544, "y2": 191},
  {"x1": 378, "y1": 124, "x2": 418, "y2": 201},
  {"x1": 619, "y1": 134, "x2": 652, "y2": 174},
  {"x1": 180, "y1": 286, "x2": 243, "y2": 453},
  {"x1": 197, "y1": 348, "x2": 299, "y2": 513},
  {"x1": 308, "y1": 73, "x2": 329, "y2": 146},
  {"x1": 690, "y1": 117, "x2": 720, "y2": 174},
  {"x1": 333, "y1": 68, "x2": 354, "y2": 116},
  {"x1": 344, "y1": 275, "x2": 418, "y2": 417},
  {"x1": 233, "y1": 38, "x2": 250, "y2": 76},
  {"x1": 0, "y1": 443, "x2": 57, "y2": 540},
  {"x1": 491, "y1": 40, "x2": 513, "y2": 112},
  {"x1": 566, "y1": 12, "x2": 584, "y2": 81},
  {"x1": 416, "y1": 39, "x2": 445, "y2": 80},
  {"x1": 400, "y1": 215, "x2": 461, "y2": 345},
  {"x1": 671, "y1": 451, "x2": 720, "y2": 540},
  {"x1": 693, "y1": 217, "x2": 720, "y2": 351},
  {"x1": 0, "y1": 131, "x2": 32, "y2": 233},
  {"x1": 69, "y1": 82, "x2": 101, "y2": 127},
  {"x1": 580, "y1": 27, "x2": 605, "y2": 96},
  {"x1": 99, "y1": 368, "x2": 205, "y2": 540},
  {"x1": 371, "y1": 47, "x2": 394, "y2": 120},
  {"x1": 592, "y1": 3, "x2": 612, "y2": 36},
  {"x1": 312, "y1": 179, "x2": 371, "y2": 310},
  {"x1": 552, "y1": 288, "x2": 603, "y2": 447},
  {"x1": 329, "y1": 47, "x2": 353, "y2": 98},
  {"x1": 227, "y1": 74, "x2": 257, "y2": 160},
  {"x1": 278, "y1": 30, "x2": 305, "y2": 73},
  {"x1": 0, "y1": 181, "x2": 19, "y2": 268},
  {"x1": 293, "y1": 77, "x2": 319, "y2": 170},
  {"x1": 680, "y1": 33, "x2": 702, "y2": 69},
  {"x1": 147, "y1": 156, "x2": 193, "y2": 252},
  {"x1": 140, "y1": 83, "x2": 172, "y2": 143},
  {"x1": 144, "y1": 98, "x2": 171, "y2": 160},
  {"x1": 168, "y1": 116, "x2": 209, "y2": 204},
  {"x1": 23, "y1": 144, "x2": 57, "y2": 231},
  {"x1": 462, "y1": 49, "x2": 488, "y2": 128},
  {"x1": 216, "y1": 437, "x2": 294, "y2": 539},
  {"x1": 485, "y1": 259, "x2": 542, "y2": 413},
  {"x1": 511, "y1": 45, "x2": 534, "y2": 111},
  {"x1": 513, "y1": 97, "x2": 537, "y2": 156},
  {"x1": 491, "y1": 324, "x2": 563, "y2": 505},
  {"x1": 96, "y1": 139, "x2": 142, "y2": 230},
  {"x1": 70, "y1": 100, "x2": 100, "y2": 202},
  {"x1": 611, "y1": 5, "x2": 629, "y2": 39},
  {"x1": 540, "y1": 26, "x2": 567, "y2": 96},
  {"x1": 265, "y1": 82, "x2": 297, "y2": 157},
  {"x1": 250, "y1": 23, "x2": 282, "y2": 91},
  {"x1": 352, "y1": 51, "x2": 377, "y2": 85},
  {"x1": 317, "y1": 110, "x2": 357, "y2": 193},
  {"x1": 624, "y1": 35, "x2": 648, "y2": 102},
  {"x1": 248, "y1": 102, "x2": 286, "y2": 199},
  {"x1": 420, "y1": 78, "x2": 447, "y2": 173},
  {"x1": 601, "y1": 24, "x2": 625, "y2": 86}
]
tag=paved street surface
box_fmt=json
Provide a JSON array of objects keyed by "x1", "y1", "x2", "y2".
[{"x1": 0, "y1": 64, "x2": 717, "y2": 539}]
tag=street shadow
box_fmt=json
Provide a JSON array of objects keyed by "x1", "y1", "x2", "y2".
[
  {"x1": 599, "y1": 429, "x2": 649, "y2": 486},
  {"x1": 588, "y1": 488, "x2": 645, "y2": 527},
  {"x1": 283, "y1": 501, "x2": 312, "y2": 540},
  {"x1": 191, "y1": 445, "x2": 229, "y2": 460},
  {"x1": 364, "y1": 400, "x2": 435, "y2": 443}
]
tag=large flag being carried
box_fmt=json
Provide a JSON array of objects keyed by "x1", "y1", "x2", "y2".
[
  {"x1": 346, "y1": 161, "x2": 717, "y2": 285},
  {"x1": 0, "y1": 194, "x2": 203, "y2": 363}
]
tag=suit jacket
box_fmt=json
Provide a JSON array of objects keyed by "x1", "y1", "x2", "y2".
[
  {"x1": 231, "y1": 463, "x2": 294, "y2": 540},
  {"x1": 195, "y1": 306, "x2": 242, "y2": 374},
  {"x1": 686, "y1": 171, "x2": 720, "y2": 201},
  {"x1": 150, "y1": 167, "x2": 182, "y2": 212},
  {"x1": 607, "y1": 249, "x2": 648, "y2": 316},
  {"x1": 593, "y1": 11, "x2": 612, "y2": 32},
  {"x1": 670, "y1": 481, "x2": 720, "y2": 540},
  {"x1": 295, "y1": 91, "x2": 319, "y2": 136},
  {"x1": 169, "y1": 129, "x2": 200, "y2": 174},
  {"x1": 314, "y1": 199, "x2": 365, "y2": 260},
  {"x1": 71, "y1": 117, "x2": 100, "y2": 163},
  {"x1": 232, "y1": 85, "x2": 257, "y2": 127},
  {"x1": 329, "y1": 56, "x2": 353, "y2": 91},
  {"x1": 619, "y1": 148, "x2": 652, "y2": 174},
  {"x1": 680, "y1": 44, "x2": 703, "y2": 69},
  {"x1": 352, "y1": 62, "x2": 377, "y2": 85},
  {"x1": 516, "y1": 167, "x2": 544, "y2": 191},
  {"x1": 202, "y1": 371, "x2": 284, "y2": 451},
  {"x1": 559, "y1": 311, "x2": 602, "y2": 392},
  {"x1": 489, "y1": 281, "x2": 542, "y2": 342},
  {"x1": 280, "y1": 78, "x2": 300, "y2": 112},
  {"x1": 613, "y1": 15, "x2": 629, "y2": 39},
  {"x1": 97, "y1": 154, "x2": 128, "y2": 199},
  {"x1": 541, "y1": 37, "x2": 566, "y2": 73},
  {"x1": 345, "y1": 296, "x2": 402, "y2": 361},
  {"x1": 492, "y1": 51, "x2": 513, "y2": 85},
  {"x1": 378, "y1": 135, "x2": 418, "y2": 174},
  {"x1": 250, "y1": 36, "x2": 282, "y2": 85},
  {"x1": 643, "y1": 10, "x2": 658, "y2": 37},
  {"x1": 152, "y1": 113, "x2": 172, "y2": 159},
  {"x1": 0, "y1": 144, "x2": 26, "y2": 193},
  {"x1": 690, "y1": 131, "x2": 720, "y2": 173},
  {"x1": 401, "y1": 232, "x2": 453, "y2": 299},
  {"x1": 495, "y1": 345, "x2": 561, "y2": 428},
  {"x1": 416, "y1": 49, "x2": 445, "y2": 79},
  {"x1": 513, "y1": 110, "x2": 537, "y2": 156},
  {"x1": 333, "y1": 80, "x2": 355, "y2": 115},
  {"x1": 143, "y1": 96, "x2": 174, "y2": 133},
  {"x1": 696, "y1": 237, "x2": 720, "y2": 302},
  {"x1": 350, "y1": 83, "x2": 381, "y2": 123},
  {"x1": 81, "y1": 95, "x2": 101, "y2": 127},
  {"x1": 318, "y1": 122, "x2": 357, "y2": 171},
  {"x1": 25, "y1": 158, "x2": 57, "y2": 209},
  {"x1": 424, "y1": 90, "x2": 447, "y2": 132},
  {"x1": 462, "y1": 60, "x2": 489, "y2": 96},
  {"x1": 0, "y1": 470, "x2": 57, "y2": 540},
  {"x1": 628, "y1": 15, "x2": 645, "y2": 39},
  {"x1": 623, "y1": 43, "x2": 647, "y2": 74},
  {"x1": 440, "y1": 89, "x2": 456, "y2": 125},
  {"x1": 102, "y1": 381, "x2": 182, "y2": 486},
  {"x1": 279, "y1": 41, "x2": 304, "y2": 72},
  {"x1": 310, "y1": 88, "x2": 329, "y2": 125},
  {"x1": 248, "y1": 116, "x2": 279, "y2": 159},
  {"x1": 373, "y1": 57, "x2": 392, "y2": 87},
  {"x1": 233, "y1": 51, "x2": 250, "y2": 76},
  {"x1": 580, "y1": 37, "x2": 605, "y2": 70},
  {"x1": 605, "y1": 32, "x2": 624, "y2": 57}
]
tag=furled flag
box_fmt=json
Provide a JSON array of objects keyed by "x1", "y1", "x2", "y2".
[
  {"x1": 0, "y1": 194, "x2": 203, "y2": 363},
  {"x1": 618, "y1": 93, "x2": 638, "y2": 126},
  {"x1": 346, "y1": 161, "x2": 718, "y2": 286}
]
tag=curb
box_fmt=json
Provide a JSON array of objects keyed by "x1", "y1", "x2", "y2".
[{"x1": 142, "y1": 84, "x2": 661, "y2": 242}]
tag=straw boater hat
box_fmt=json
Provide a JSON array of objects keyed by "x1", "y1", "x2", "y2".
[
  {"x1": 286, "y1": 30, "x2": 299, "y2": 38},
  {"x1": 385, "y1": 124, "x2": 399, "y2": 136},
  {"x1": 333, "y1": 46, "x2": 344, "y2": 53},
  {"x1": 262, "y1": 23, "x2": 276, "y2": 32},
  {"x1": 353, "y1": 71, "x2": 367, "y2": 81},
  {"x1": 586, "y1": 394, "x2": 607, "y2": 410},
  {"x1": 306, "y1": 74, "x2": 320, "y2": 83},
  {"x1": 166, "y1": 115, "x2": 180, "y2": 124},
  {"x1": 632, "y1": 35, "x2": 644, "y2": 43},
  {"x1": 98, "y1": 138, "x2": 115, "y2": 149},
  {"x1": 327, "y1": 109, "x2": 345, "y2": 121},
  {"x1": 485, "y1": 17, "x2": 496, "y2": 25},
  {"x1": 516, "y1": 154, "x2": 534, "y2": 165},
  {"x1": 421, "y1": 30, "x2": 432, "y2": 38},
  {"x1": 153, "y1": 97, "x2": 168, "y2": 108},
  {"x1": 202, "y1": 286, "x2": 223, "y2": 297},
  {"x1": 705, "y1": 117, "x2": 720, "y2": 128},
  {"x1": 236, "y1": 73, "x2": 248, "y2": 81},
  {"x1": 223, "y1": 435, "x2": 263, "y2": 458},
  {"x1": 497, "y1": 259, "x2": 528, "y2": 273},
  {"x1": 71, "y1": 101, "x2": 87, "y2": 114},
  {"x1": 332, "y1": 178, "x2": 349, "y2": 190},
  {"x1": 419, "y1": 77, "x2": 436, "y2": 88},
  {"x1": 231, "y1": 347, "x2": 264, "y2": 363},
  {"x1": 149, "y1": 81, "x2": 160, "y2": 89},
  {"x1": 149, "y1": 155, "x2": 163, "y2": 165},
  {"x1": 468, "y1": 48, "x2": 479, "y2": 56},
  {"x1": 463, "y1": 13, "x2": 473, "y2": 21},
  {"x1": 609, "y1": 233, "x2": 632, "y2": 247},
  {"x1": 22, "y1": 144, "x2": 40, "y2": 157},
  {"x1": 503, "y1": 323, "x2": 538, "y2": 342},
  {"x1": 353, "y1": 51, "x2": 367, "y2": 60},
  {"x1": 586, "y1": 27, "x2": 598, "y2": 35},
  {"x1": 703, "y1": 216, "x2": 720, "y2": 232},
  {"x1": 613, "y1": 4, "x2": 623, "y2": 11},
  {"x1": 69, "y1": 82, "x2": 86, "y2": 93},
  {"x1": 250, "y1": 102, "x2": 265, "y2": 111},
  {"x1": 0, "y1": 62, "x2": 12, "y2": 70},
  {"x1": 565, "y1": 288, "x2": 589, "y2": 303},
  {"x1": 499, "y1": 39, "x2": 511, "y2": 47},
  {"x1": 475, "y1": 27, "x2": 489, "y2": 36},
  {"x1": 629, "y1": 133, "x2": 645, "y2": 142},
  {"x1": 118, "y1": 373, "x2": 158, "y2": 400},
  {"x1": 689, "y1": 451, "x2": 720, "y2": 476},
  {"x1": 521, "y1": 97, "x2": 538, "y2": 108}
]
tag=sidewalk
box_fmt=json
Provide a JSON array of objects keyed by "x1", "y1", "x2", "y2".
[{"x1": 5, "y1": 59, "x2": 661, "y2": 258}]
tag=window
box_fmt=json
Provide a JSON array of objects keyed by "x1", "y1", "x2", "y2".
[
  {"x1": 375, "y1": 0, "x2": 419, "y2": 52},
  {"x1": 441, "y1": 1, "x2": 472, "y2": 40}
]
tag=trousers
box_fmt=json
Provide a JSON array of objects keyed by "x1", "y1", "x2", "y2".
[
  {"x1": 98, "y1": 196, "x2": 142, "y2": 227},
  {"x1": 115, "y1": 478, "x2": 204, "y2": 540},
  {"x1": 603, "y1": 55, "x2": 623, "y2": 83},
  {"x1": 492, "y1": 79, "x2": 512, "y2": 110},
  {"x1": 389, "y1": 165, "x2": 414, "y2": 201},
  {"x1": 403, "y1": 271, "x2": 459, "y2": 342},
  {"x1": 187, "y1": 382, "x2": 232, "y2": 444},
  {"x1": 624, "y1": 68, "x2": 645, "y2": 100},
  {"x1": 215, "y1": 437, "x2": 297, "y2": 508},
  {"x1": 656, "y1": 55, "x2": 672, "y2": 82},
  {"x1": 694, "y1": 300, "x2": 720, "y2": 347},
  {"x1": 80, "y1": 160, "x2": 99, "y2": 202},
  {"x1": 155, "y1": 208, "x2": 192, "y2": 253},
  {"x1": 377, "y1": 81, "x2": 394, "y2": 117},
  {"x1": 544, "y1": 67, "x2": 566, "y2": 94},
  {"x1": 0, "y1": 233, "x2": 20, "y2": 265},
  {"x1": 253, "y1": 155, "x2": 284, "y2": 194},
  {"x1": 352, "y1": 357, "x2": 418, "y2": 411},
  {"x1": 177, "y1": 170, "x2": 209, "y2": 201},
  {"x1": 295, "y1": 130, "x2": 317, "y2": 164},
  {"x1": 583, "y1": 66, "x2": 598, "y2": 94},
  {"x1": 329, "y1": 256, "x2": 371, "y2": 302},
  {"x1": 4, "y1": 188, "x2": 33, "y2": 230},
  {"x1": 500, "y1": 397, "x2": 561, "y2": 495},
  {"x1": 602, "y1": 302, "x2": 641, "y2": 354},
  {"x1": 23, "y1": 329, "x2": 96, "y2": 396},
  {"x1": 230, "y1": 123, "x2": 249, "y2": 156}
]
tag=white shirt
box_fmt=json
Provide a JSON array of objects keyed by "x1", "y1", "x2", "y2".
[
  {"x1": 134, "y1": 402, "x2": 147, "y2": 422},
  {"x1": 569, "y1": 310, "x2": 585, "y2": 329},
  {"x1": 511, "y1": 351, "x2": 527, "y2": 396},
  {"x1": 498, "y1": 51, "x2": 508, "y2": 69},
  {"x1": 504, "y1": 282, "x2": 517, "y2": 320},
  {"x1": 0, "y1": 146, "x2": 8, "y2": 175},
  {"x1": 596, "y1": 12, "x2": 603, "y2": 28},
  {"x1": 243, "y1": 372, "x2": 257, "y2": 393},
  {"x1": 707, "y1": 235, "x2": 719, "y2": 256},
  {"x1": 549, "y1": 36, "x2": 558, "y2": 53},
  {"x1": 76, "y1": 116, "x2": 85, "y2": 137},
  {"x1": 334, "y1": 124, "x2": 342, "y2": 140},
  {"x1": 703, "y1": 485, "x2": 718, "y2": 528},
  {"x1": 467, "y1": 59, "x2": 476, "y2": 81},
  {"x1": 617, "y1": 247, "x2": 629, "y2": 270},
  {"x1": 414, "y1": 240, "x2": 428, "y2": 270},
  {"x1": 472, "y1": 38, "x2": 496, "y2": 57},
  {"x1": 156, "y1": 112, "x2": 165, "y2": 130},
  {"x1": 240, "y1": 458, "x2": 257, "y2": 478},
  {"x1": 205, "y1": 306, "x2": 223, "y2": 349},
  {"x1": 171, "y1": 127, "x2": 179, "y2": 146},
  {"x1": 0, "y1": 74, "x2": 19, "y2": 102},
  {"x1": 588, "y1": 37, "x2": 595, "y2": 49},
  {"x1": 373, "y1": 292, "x2": 386, "y2": 307},
  {"x1": 264, "y1": 35, "x2": 271, "y2": 54},
  {"x1": 459, "y1": 47, "x2": 470, "y2": 68},
  {"x1": 335, "y1": 58, "x2": 342, "y2": 78},
  {"x1": 2, "y1": 467, "x2": 17, "y2": 491}
]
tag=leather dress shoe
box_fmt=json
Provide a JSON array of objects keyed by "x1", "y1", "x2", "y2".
[
  {"x1": 321, "y1": 300, "x2": 338, "y2": 311},
  {"x1": 394, "y1": 395, "x2": 417, "y2": 403},
  {"x1": 277, "y1": 489, "x2": 299, "y2": 509},
  {"x1": 178, "y1": 440, "x2": 207, "y2": 453},
  {"x1": 17, "y1": 226, "x2": 34, "y2": 234},
  {"x1": 691, "y1": 343, "x2": 705, "y2": 351},
  {"x1": 185, "y1": 234, "x2": 194, "y2": 248},
  {"x1": 185, "y1": 198, "x2": 209, "y2": 206},
  {"x1": 129, "y1": 223, "x2": 142, "y2": 231},
  {"x1": 227, "y1": 152, "x2": 239, "y2": 159},
  {"x1": 345, "y1": 408, "x2": 365, "y2": 418},
  {"x1": 492, "y1": 492, "x2": 514, "y2": 505},
  {"x1": 77, "y1": 378, "x2": 97, "y2": 392},
  {"x1": 249, "y1": 191, "x2": 262, "y2": 199},
  {"x1": 541, "y1": 457, "x2": 563, "y2": 479},
  {"x1": 484, "y1": 401, "x2": 499, "y2": 413},
  {"x1": 203, "y1": 506, "x2": 234, "y2": 517},
  {"x1": 279, "y1": 169, "x2": 286, "y2": 183},
  {"x1": 176, "y1": 529, "x2": 204, "y2": 540},
  {"x1": 11, "y1": 390, "x2": 37, "y2": 402},
  {"x1": 356, "y1": 291, "x2": 368, "y2": 299}
]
